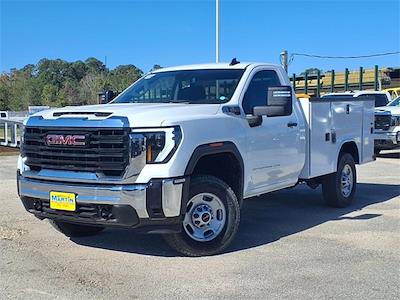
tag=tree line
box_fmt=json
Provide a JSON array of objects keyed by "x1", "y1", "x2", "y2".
[{"x1": 0, "y1": 57, "x2": 161, "y2": 110}]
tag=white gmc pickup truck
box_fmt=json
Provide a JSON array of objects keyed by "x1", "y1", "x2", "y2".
[{"x1": 17, "y1": 62, "x2": 375, "y2": 256}]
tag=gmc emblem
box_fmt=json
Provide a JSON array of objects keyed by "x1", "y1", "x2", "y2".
[{"x1": 45, "y1": 134, "x2": 86, "y2": 146}]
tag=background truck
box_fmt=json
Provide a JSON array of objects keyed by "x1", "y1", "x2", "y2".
[
  {"x1": 17, "y1": 62, "x2": 375, "y2": 256},
  {"x1": 322, "y1": 91, "x2": 394, "y2": 154},
  {"x1": 322, "y1": 91, "x2": 392, "y2": 107},
  {"x1": 374, "y1": 96, "x2": 400, "y2": 154}
]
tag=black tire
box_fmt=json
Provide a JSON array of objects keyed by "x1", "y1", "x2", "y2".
[
  {"x1": 374, "y1": 148, "x2": 381, "y2": 155},
  {"x1": 322, "y1": 153, "x2": 357, "y2": 208},
  {"x1": 49, "y1": 220, "x2": 105, "y2": 237},
  {"x1": 163, "y1": 175, "x2": 240, "y2": 257}
]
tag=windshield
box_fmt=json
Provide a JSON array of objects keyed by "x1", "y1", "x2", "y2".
[
  {"x1": 370, "y1": 94, "x2": 389, "y2": 107},
  {"x1": 354, "y1": 93, "x2": 389, "y2": 107},
  {"x1": 113, "y1": 69, "x2": 245, "y2": 104},
  {"x1": 388, "y1": 96, "x2": 400, "y2": 107}
]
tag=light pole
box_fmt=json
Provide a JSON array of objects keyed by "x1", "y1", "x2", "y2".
[
  {"x1": 280, "y1": 50, "x2": 288, "y2": 73},
  {"x1": 216, "y1": 0, "x2": 220, "y2": 63}
]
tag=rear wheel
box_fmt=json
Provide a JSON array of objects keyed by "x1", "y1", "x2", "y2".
[
  {"x1": 163, "y1": 175, "x2": 240, "y2": 256},
  {"x1": 322, "y1": 153, "x2": 357, "y2": 208},
  {"x1": 49, "y1": 220, "x2": 105, "y2": 237}
]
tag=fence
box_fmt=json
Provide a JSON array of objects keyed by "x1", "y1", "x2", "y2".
[
  {"x1": 290, "y1": 65, "x2": 398, "y2": 97},
  {"x1": 0, "y1": 119, "x2": 24, "y2": 148}
]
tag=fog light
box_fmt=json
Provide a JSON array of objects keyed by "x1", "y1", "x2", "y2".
[
  {"x1": 98, "y1": 205, "x2": 113, "y2": 220},
  {"x1": 33, "y1": 200, "x2": 42, "y2": 211}
]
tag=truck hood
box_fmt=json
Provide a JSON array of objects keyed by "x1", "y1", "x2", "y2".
[
  {"x1": 31, "y1": 103, "x2": 221, "y2": 127},
  {"x1": 375, "y1": 106, "x2": 400, "y2": 116}
]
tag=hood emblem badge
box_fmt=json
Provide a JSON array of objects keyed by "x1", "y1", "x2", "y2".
[{"x1": 45, "y1": 134, "x2": 86, "y2": 146}]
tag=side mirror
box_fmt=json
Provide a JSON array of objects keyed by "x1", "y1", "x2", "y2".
[
  {"x1": 98, "y1": 90, "x2": 118, "y2": 104},
  {"x1": 104, "y1": 90, "x2": 116, "y2": 103},
  {"x1": 252, "y1": 86, "x2": 293, "y2": 117}
]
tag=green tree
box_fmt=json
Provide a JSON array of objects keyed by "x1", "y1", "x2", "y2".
[
  {"x1": 8, "y1": 66, "x2": 42, "y2": 110},
  {"x1": 0, "y1": 74, "x2": 12, "y2": 110},
  {"x1": 79, "y1": 73, "x2": 108, "y2": 105},
  {"x1": 108, "y1": 64, "x2": 143, "y2": 91},
  {"x1": 150, "y1": 64, "x2": 162, "y2": 72},
  {"x1": 60, "y1": 80, "x2": 80, "y2": 106},
  {"x1": 0, "y1": 57, "x2": 144, "y2": 109},
  {"x1": 68, "y1": 61, "x2": 88, "y2": 82},
  {"x1": 85, "y1": 57, "x2": 106, "y2": 74},
  {"x1": 37, "y1": 58, "x2": 71, "y2": 88},
  {"x1": 41, "y1": 84, "x2": 60, "y2": 107}
]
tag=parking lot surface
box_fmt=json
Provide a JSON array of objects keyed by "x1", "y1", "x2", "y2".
[{"x1": 0, "y1": 152, "x2": 399, "y2": 299}]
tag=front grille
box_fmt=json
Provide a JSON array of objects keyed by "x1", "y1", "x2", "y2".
[
  {"x1": 374, "y1": 115, "x2": 391, "y2": 131},
  {"x1": 22, "y1": 127, "x2": 130, "y2": 176}
]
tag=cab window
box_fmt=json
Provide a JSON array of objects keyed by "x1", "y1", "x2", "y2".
[
  {"x1": 358, "y1": 93, "x2": 389, "y2": 107},
  {"x1": 242, "y1": 70, "x2": 281, "y2": 114}
]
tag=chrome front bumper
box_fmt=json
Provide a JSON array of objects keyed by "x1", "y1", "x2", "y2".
[{"x1": 18, "y1": 173, "x2": 185, "y2": 227}]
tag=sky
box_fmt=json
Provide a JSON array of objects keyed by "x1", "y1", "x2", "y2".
[{"x1": 1, "y1": 0, "x2": 399, "y2": 74}]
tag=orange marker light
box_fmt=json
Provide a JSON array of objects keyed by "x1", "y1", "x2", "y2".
[
  {"x1": 209, "y1": 142, "x2": 224, "y2": 148},
  {"x1": 147, "y1": 145, "x2": 153, "y2": 162}
]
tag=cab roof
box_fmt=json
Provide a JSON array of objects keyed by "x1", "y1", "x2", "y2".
[
  {"x1": 151, "y1": 62, "x2": 282, "y2": 73},
  {"x1": 323, "y1": 91, "x2": 391, "y2": 97}
]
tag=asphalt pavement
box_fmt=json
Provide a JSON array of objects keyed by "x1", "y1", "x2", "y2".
[{"x1": 0, "y1": 151, "x2": 399, "y2": 299}]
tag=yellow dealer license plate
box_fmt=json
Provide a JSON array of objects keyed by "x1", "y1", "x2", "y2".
[{"x1": 49, "y1": 191, "x2": 76, "y2": 211}]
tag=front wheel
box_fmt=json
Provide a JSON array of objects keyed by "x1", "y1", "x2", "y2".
[
  {"x1": 163, "y1": 175, "x2": 240, "y2": 256},
  {"x1": 322, "y1": 153, "x2": 357, "y2": 208}
]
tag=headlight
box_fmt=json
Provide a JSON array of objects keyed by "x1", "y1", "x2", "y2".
[
  {"x1": 130, "y1": 126, "x2": 182, "y2": 164},
  {"x1": 391, "y1": 116, "x2": 400, "y2": 127}
]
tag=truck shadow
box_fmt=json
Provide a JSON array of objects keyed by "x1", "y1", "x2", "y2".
[
  {"x1": 71, "y1": 182, "x2": 399, "y2": 257},
  {"x1": 377, "y1": 152, "x2": 400, "y2": 159}
]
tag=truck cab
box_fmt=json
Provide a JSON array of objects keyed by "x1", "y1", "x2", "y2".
[{"x1": 17, "y1": 62, "x2": 374, "y2": 256}]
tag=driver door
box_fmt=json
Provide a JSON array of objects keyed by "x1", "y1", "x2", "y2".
[{"x1": 242, "y1": 69, "x2": 302, "y2": 195}]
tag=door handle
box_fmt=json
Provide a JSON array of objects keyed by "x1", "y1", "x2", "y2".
[{"x1": 287, "y1": 122, "x2": 298, "y2": 128}]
